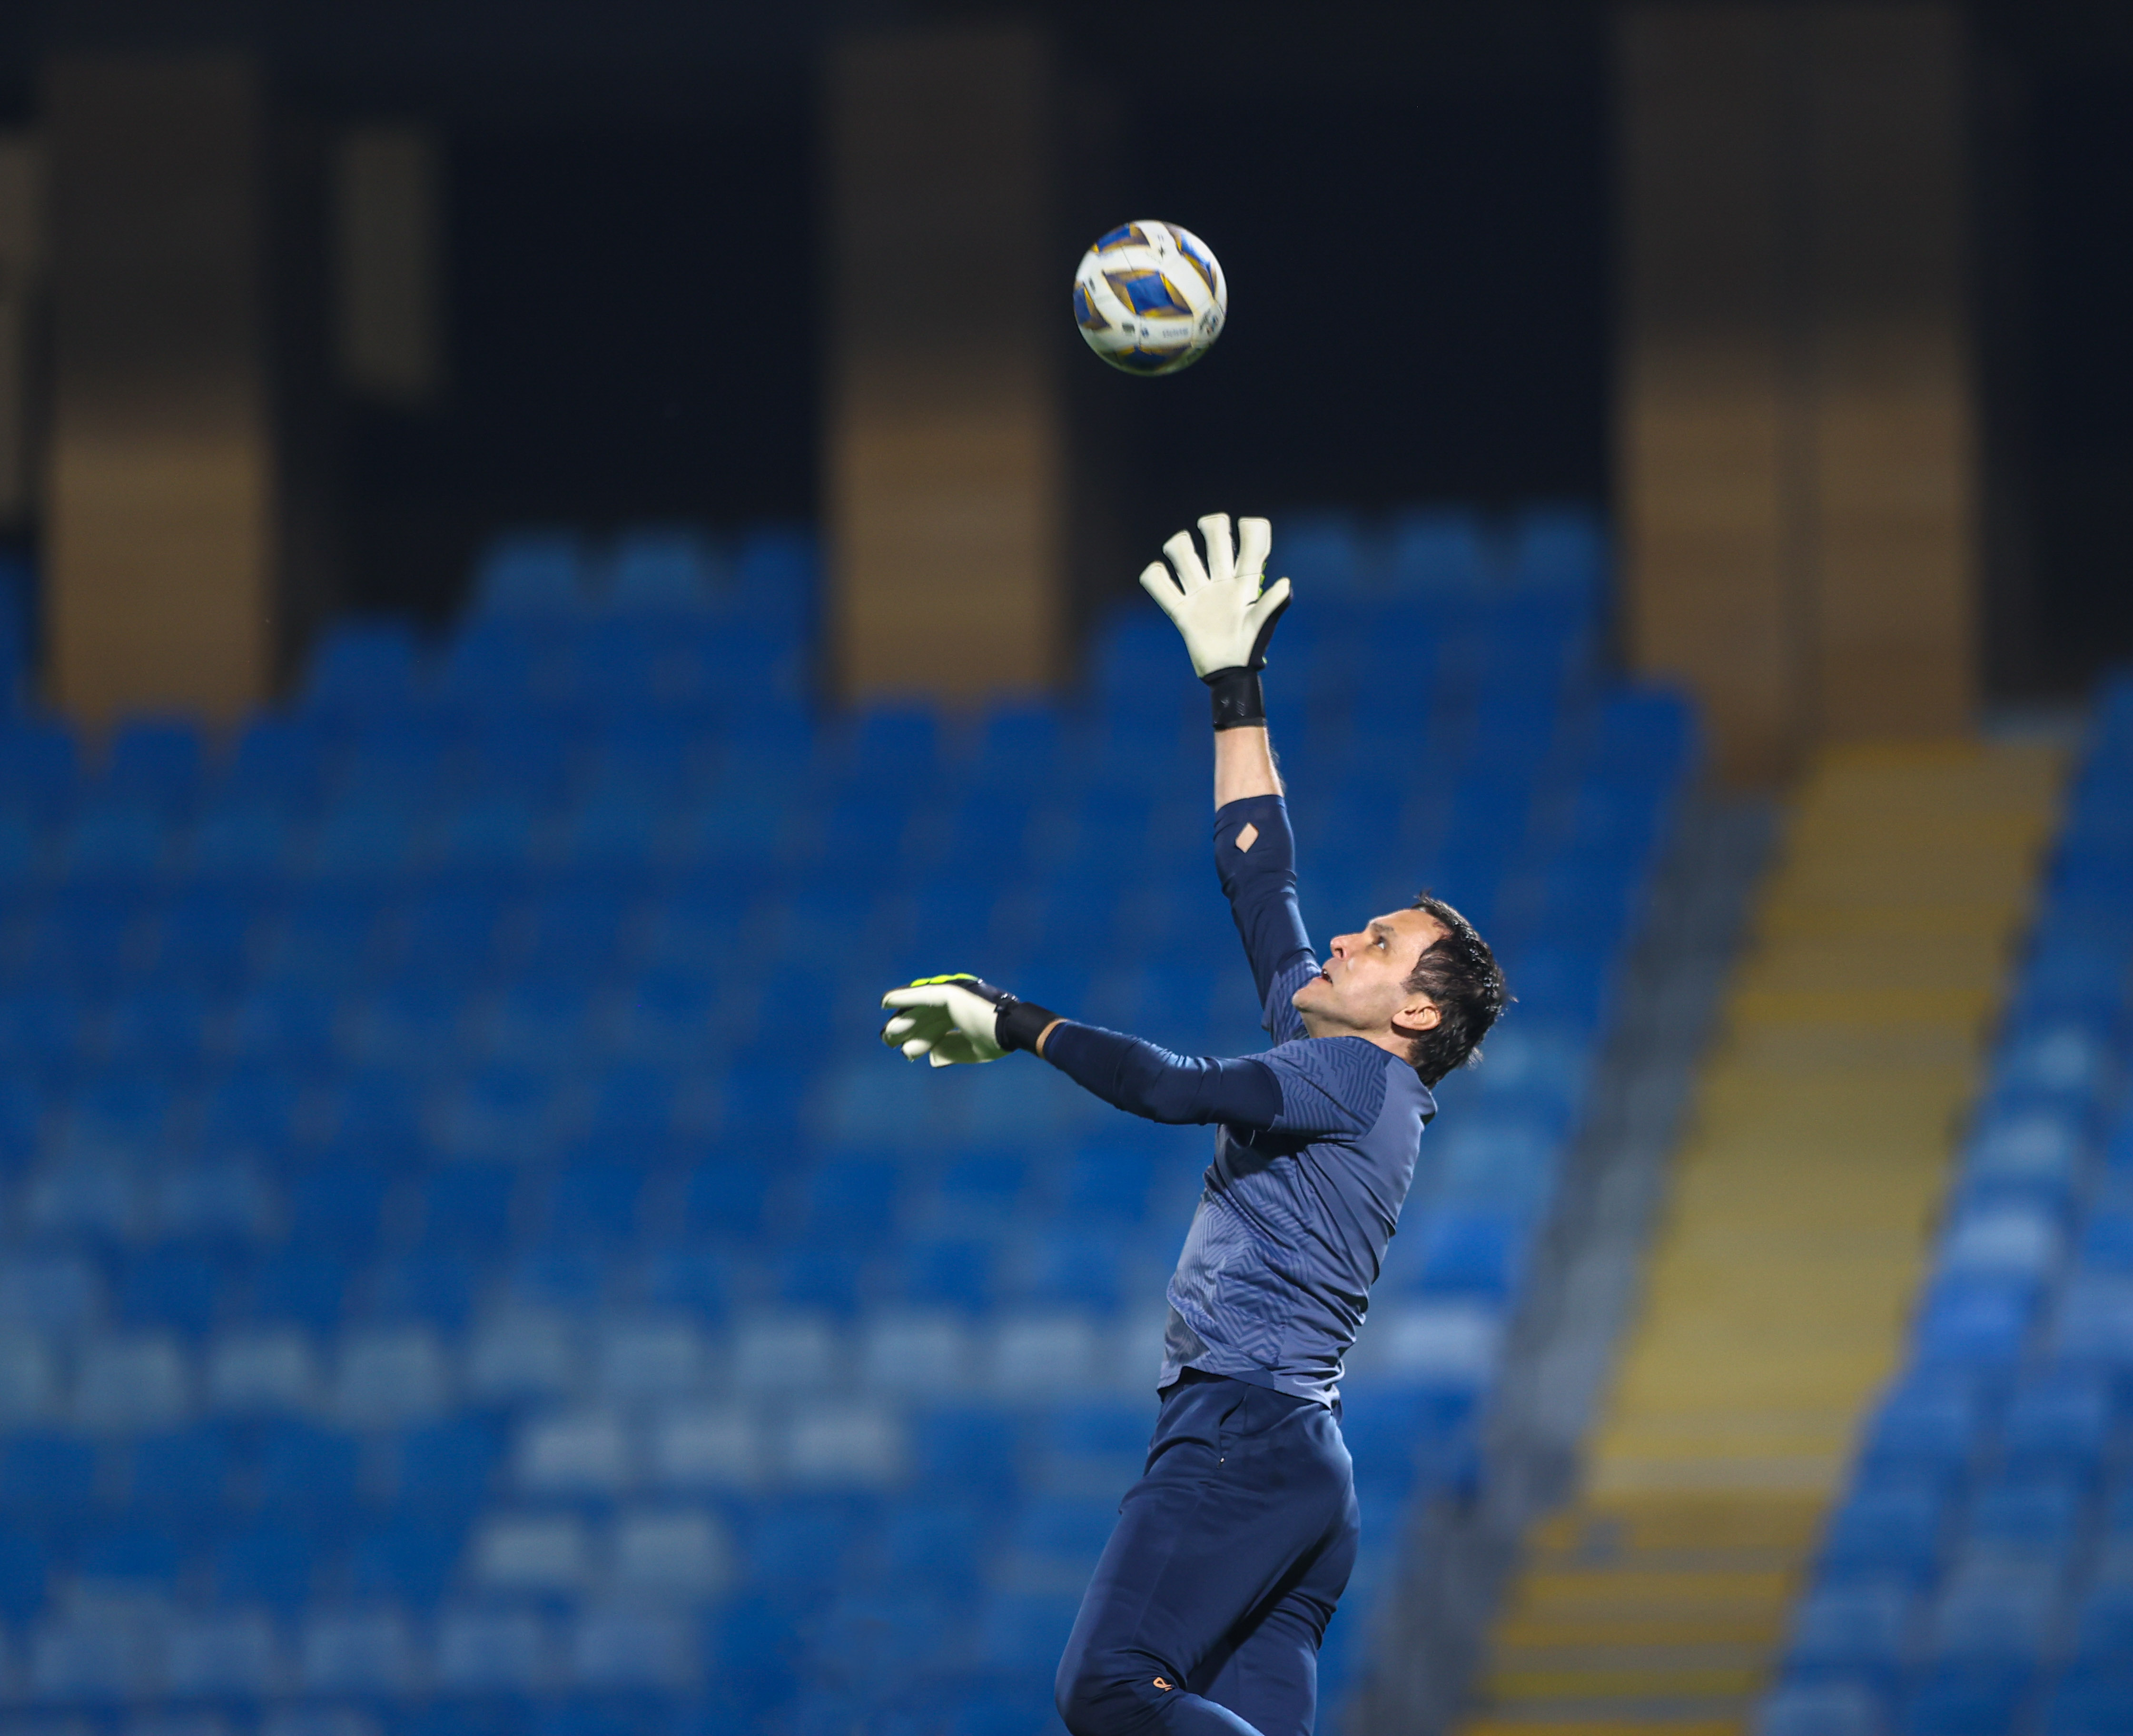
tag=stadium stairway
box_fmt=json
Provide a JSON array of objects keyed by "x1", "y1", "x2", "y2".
[{"x1": 1459, "y1": 739, "x2": 2064, "y2": 1736}]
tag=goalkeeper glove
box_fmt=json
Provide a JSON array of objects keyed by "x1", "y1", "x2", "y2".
[
  {"x1": 880, "y1": 974, "x2": 1059, "y2": 1067},
  {"x1": 1138, "y1": 513, "x2": 1292, "y2": 728}
]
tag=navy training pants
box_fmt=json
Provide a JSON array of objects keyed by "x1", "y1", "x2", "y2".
[{"x1": 1055, "y1": 1371, "x2": 1362, "y2": 1736}]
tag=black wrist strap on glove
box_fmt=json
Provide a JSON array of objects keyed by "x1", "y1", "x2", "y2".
[
  {"x1": 993, "y1": 996, "x2": 1059, "y2": 1054},
  {"x1": 1204, "y1": 667, "x2": 1266, "y2": 730}
]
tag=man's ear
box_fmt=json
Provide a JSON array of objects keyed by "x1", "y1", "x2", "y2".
[{"x1": 1392, "y1": 998, "x2": 1441, "y2": 1038}]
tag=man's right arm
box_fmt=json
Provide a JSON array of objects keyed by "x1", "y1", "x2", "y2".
[{"x1": 1215, "y1": 791, "x2": 1313, "y2": 1042}]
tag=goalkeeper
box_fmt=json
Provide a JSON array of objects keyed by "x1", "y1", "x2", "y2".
[{"x1": 879, "y1": 516, "x2": 1507, "y2": 1736}]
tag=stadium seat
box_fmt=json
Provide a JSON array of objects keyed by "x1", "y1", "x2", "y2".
[
  {"x1": 299, "y1": 1607, "x2": 421, "y2": 1695},
  {"x1": 1817, "y1": 1488, "x2": 1951, "y2": 1584},
  {"x1": 474, "y1": 532, "x2": 592, "y2": 615},
  {"x1": 212, "y1": 1521, "x2": 317, "y2": 1605},
  {"x1": 349, "y1": 1519, "x2": 463, "y2": 1606},
  {"x1": 127, "y1": 1424, "x2": 231, "y2": 1523},
  {"x1": 257, "y1": 1420, "x2": 362, "y2": 1525},
  {"x1": 333, "y1": 1325, "x2": 453, "y2": 1422},
  {"x1": 118, "y1": 1246, "x2": 227, "y2": 1338},
  {"x1": 206, "y1": 1325, "x2": 321, "y2": 1414},
  {"x1": 306, "y1": 622, "x2": 425, "y2": 715},
  {"x1": 74, "y1": 1332, "x2": 192, "y2": 1430},
  {"x1": 0, "y1": 1529, "x2": 48, "y2": 1622},
  {"x1": 163, "y1": 1607, "x2": 281, "y2": 1697}
]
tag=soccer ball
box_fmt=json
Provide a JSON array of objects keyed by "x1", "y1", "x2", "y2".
[{"x1": 1072, "y1": 220, "x2": 1227, "y2": 376}]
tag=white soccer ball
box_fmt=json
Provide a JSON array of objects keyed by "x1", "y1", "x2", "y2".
[{"x1": 1072, "y1": 220, "x2": 1227, "y2": 376}]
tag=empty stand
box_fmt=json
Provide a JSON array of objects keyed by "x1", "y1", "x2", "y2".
[
  {"x1": 0, "y1": 508, "x2": 1689, "y2": 1736},
  {"x1": 1463, "y1": 736, "x2": 2070, "y2": 1736}
]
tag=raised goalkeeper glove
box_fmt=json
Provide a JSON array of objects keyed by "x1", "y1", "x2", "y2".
[
  {"x1": 880, "y1": 974, "x2": 1058, "y2": 1067},
  {"x1": 1138, "y1": 513, "x2": 1292, "y2": 728}
]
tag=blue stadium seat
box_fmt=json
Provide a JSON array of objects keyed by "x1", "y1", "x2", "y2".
[
  {"x1": 935, "y1": 1154, "x2": 1029, "y2": 1225},
  {"x1": 257, "y1": 1421, "x2": 362, "y2": 1526},
  {"x1": 2044, "y1": 1673, "x2": 2133, "y2": 1736},
  {"x1": 1387, "y1": 508, "x2": 1490, "y2": 594},
  {"x1": 394, "y1": 1418, "x2": 501, "y2": 1513},
  {"x1": 104, "y1": 716, "x2": 205, "y2": 805},
  {"x1": 910, "y1": 1408, "x2": 1021, "y2": 1497},
  {"x1": 605, "y1": 526, "x2": 728, "y2": 612},
  {"x1": 518, "y1": 888, "x2": 634, "y2": 978},
  {"x1": 211, "y1": 1521, "x2": 316, "y2": 1606},
  {"x1": 418, "y1": 1161, "x2": 520, "y2": 1254},
  {"x1": 746, "y1": 1501, "x2": 863, "y2": 1593},
  {"x1": 372, "y1": 1251, "x2": 478, "y2": 1331},
  {"x1": 1859, "y1": 1381, "x2": 1987, "y2": 1484},
  {"x1": 348, "y1": 1519, "x2": 463, "y2": 1606},
  {"x1": 1900, "y1": 1666, "x2": 2035, "y2": 1736},
  {"x1": 0, "y1": 987, "x2": 87, "y2": 1072},
  {"x1": 1006, "y1": 1229, "x2": 1122, "y2": 1311},
  {"x1": 246, "y1": 1249, "x2": 350, "y2": 1335},
  {"x1": 0, "y1": 718, "x2": 79, "y2": 819},
  {"x1": 2070, "y1": 1584, "x2": 2133, "y2": 1674},
  {"x1": 76, "y1": 1527, "x2": 182, "y2": 1596},
  {"x1": 306, "y1": 621, "x2": 425, "y2": 714},
  {"x1": 1817, "y1": 1487, "x2": 1951, "y2": 1584},
  {"x1": 0, "y1": 1433, "x2": 97, "y2": 1527},
  {"x1": 1411, "y1": 1213, "x2": 1526, "y2": 1301},
  {"x1": 636, "y1": 1245, "x2": 729, "y2": 1317},
  {"x1": 683, "y1": 1158, "x2": 769, "y2": 1240},
  {"x1": 977, "y1": 1588, "x2": 1084, "y2": 1672},
  {"x1": 60, "y1": 797, "x2": 174, "y2": 881},
  {"x1": 1784, "y1": 1582, "x2": 1917, "y2": 1685},
  {"x1": 118, "y1": 1246, "x2": 227, "y2": 1338},
  {"x1": 437, "y1": 618, "x2": 556, "y2": 706},
  {"x1": 220, "y1": 715, "x2": 336, "y2": 809},
  {"x1": 289, "y1": 1163, "x2": 389, "y2": 1255},
  {"x1": 776, "y1": 1245, "x2": 863, "y2": 1315},
  {"x1": 544, "y1": 1161, "x2": 645, "y2": 1248},
  {"x1": 474, "y1": 531, "x2": 592, "y2": 614},
  {"x1": 1960, "y1": 1476, "x2": 2086, "y2": 1564},
  {"x1": 2000, "y1": 1375, "x2": 2115, "y2": 1476},
  {"x1": 1913, "y1": 1276, "x2": 2038, "y2": 1369},
  {"x1": 157, "y1": 1148, "x2": 274, "y2": 1243},
  {"x1": 0, "y1": 1530, "x2": 48, "y2": 1622},
  {"x1": 24, "y1": 889, "x2": 140, "y2": 989},
  {"x1": 1507, "y1": 505, "x2": 1605, "y2": 596},
  {"x1": 103, "y1": 984, "x2": 214, "y2": 1068},
  {"x1": 896, "y1": 1237, "x2": 996, "y2": 1312},
  {"x1": 802, "y1": 1160, "x2": 905, "y2": 1251}
]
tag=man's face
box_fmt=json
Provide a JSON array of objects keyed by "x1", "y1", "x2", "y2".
[{"x1": 1292, "y1": 907, "x2": 1447, "y2": 1042}]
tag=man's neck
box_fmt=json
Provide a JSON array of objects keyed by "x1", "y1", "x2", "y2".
[{"x1": 1298, "y1": 1008, "x2": 1409, "y2": 1060}]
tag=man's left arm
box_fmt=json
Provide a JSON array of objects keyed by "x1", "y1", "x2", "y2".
[{"x1": 879, "y1": 975, "x2": 1372, "y2": 1137}]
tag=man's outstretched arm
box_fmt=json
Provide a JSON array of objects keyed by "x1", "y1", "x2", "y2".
[
  {"x1": 878, "y1": 975, "x2": 1363, "y2": 1136},
  {"x1": 1140, "y1": 514, "x2": 1315, "y2": 1037}
]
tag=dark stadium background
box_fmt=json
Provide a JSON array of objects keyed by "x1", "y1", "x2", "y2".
[{"x1": 3, "y1": 2, "x2": 2128, "y2": 688}]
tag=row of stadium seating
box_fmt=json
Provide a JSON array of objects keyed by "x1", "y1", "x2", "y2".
[
  {"x1": 1760, "y1": 676, "x2": 2133, "y2": 1736},
  {"x1": 0, "y1": 509, "x2": 1691, "y2": 1735}
]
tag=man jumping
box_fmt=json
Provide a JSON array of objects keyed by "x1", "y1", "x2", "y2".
[{"x1": 879, "y1": 515, "x2": 1507, "y2": 1736}]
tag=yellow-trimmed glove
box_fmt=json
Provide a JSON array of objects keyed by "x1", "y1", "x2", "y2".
[{"x1": 880, "y1": 974, "x2": 1057, "y2": 1067}]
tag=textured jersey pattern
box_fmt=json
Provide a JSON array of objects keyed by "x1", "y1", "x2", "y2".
[{"x1": 1159, "y1": 795, "x2": 1434, "y2": 1407}]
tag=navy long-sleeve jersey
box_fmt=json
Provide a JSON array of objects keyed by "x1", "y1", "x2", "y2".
[{"x1": 1038, "y1": 793, "x2": 1434, "y2": 1408}]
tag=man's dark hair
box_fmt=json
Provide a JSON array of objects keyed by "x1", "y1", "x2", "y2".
[{"x1": 1402, "y1": 895, "x2": 1509, "y2": 1087}]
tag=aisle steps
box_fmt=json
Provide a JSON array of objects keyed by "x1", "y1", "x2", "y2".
[{"x1": 1459, "y1": 740, "x2": 2063, "y2": 1736}]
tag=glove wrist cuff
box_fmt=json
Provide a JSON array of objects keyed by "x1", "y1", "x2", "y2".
[
  {"x1": 1203, "y1": 668, "x2": 1266, "y2": 730},
  {"x1": 993, "y1": 997, "x2": 1058, "y2": 1054}
]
